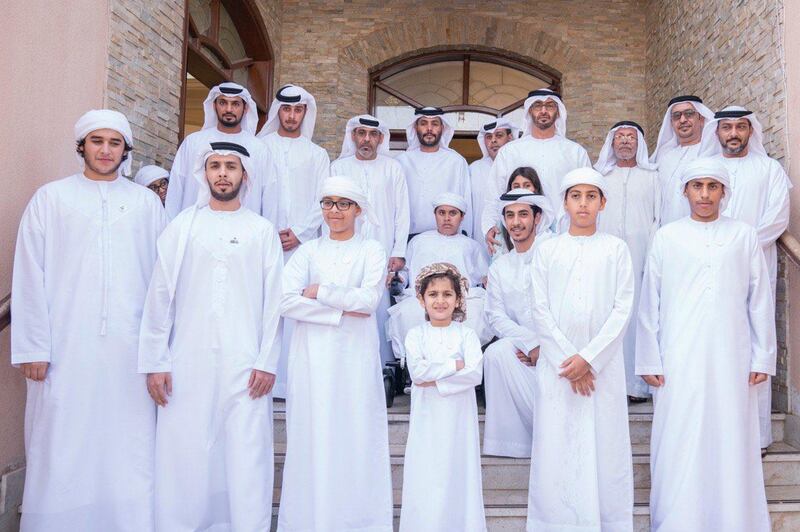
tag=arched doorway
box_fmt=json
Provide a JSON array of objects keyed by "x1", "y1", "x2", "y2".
[
  {"x1": 369, "y1": 50, "x2": 561, "y2": 162},
  {"x1": 179, "y1": 0, "x2": 274, "y2": 139}
]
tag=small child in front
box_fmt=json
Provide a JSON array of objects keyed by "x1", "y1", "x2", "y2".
[{"x1": 399, "y1": 262, "x2": 487, "y2": 532}]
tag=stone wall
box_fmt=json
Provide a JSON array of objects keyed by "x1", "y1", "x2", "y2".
[
  {"x1": 645, "y1": 0, "x2": 786, "y2": 160},
  {"x1": 276, "y1": 0, "x2": 649, "y2": 159},
  {"x1": 106, "y1": 0, "x2": 185, "y2": 173}
]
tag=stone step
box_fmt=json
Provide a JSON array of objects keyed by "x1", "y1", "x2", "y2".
[
  {"x1": 272, "y1": 409, "x2": 787, "y2": 447},
  {"x1": 270, "y1": 441, "x2": 800, "y2": 496},
  {"x1": 268, "y1": 484, "x2": 800, "y2": 531}
]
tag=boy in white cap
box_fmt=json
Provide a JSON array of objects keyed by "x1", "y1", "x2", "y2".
[
  {"x1": 528, "y1": 167, "x2": 634, "y2": 531},
  {"x1": 636, "y1": 157, "x2": 774, "y2": 532},
  {"x1": 386, "y1": 193, "x2": 491, "y2": 359},
  {"x1": 278, "y1": 176, "x2": 392, "y2": 532},
  {"x1": 12, "y1": 109, "x2": 166, "y2": 531},
  {"x1": 134, "y1": 164, "x2": 169, "y2": 205}
]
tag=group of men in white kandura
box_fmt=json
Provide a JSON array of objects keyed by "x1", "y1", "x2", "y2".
[{"x1": 9, "y1": 75, "x2": 790, "y2": 532}]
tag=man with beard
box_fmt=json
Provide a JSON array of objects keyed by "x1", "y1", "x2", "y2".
[
  {"x1": 257, "y1": 84, "x2": 331, "y2": 398},
  {"x1": 595, "y1": 121, "x2": 660, "y2": 402},
  {"x1": 396, "y1": 107, "x2": 472, "y2": 239},
  {"x1": 166, "y1": 82, "x2": 273, "y2": 219},
  {"x1": 331, "y1": 114, "x2": 410, "y2": 365},
  {"x1": 470, "y1": 117, "x2": 518, "y2": 246},
  {"x1": 139, "y1": 141, "x2": 283, "y2": 531},
  {"x1": 485, "y1": 89, "x2": 590, "y2": 252},
  {"x1": 482, "y1": 189, "x2": 554, "y2": 458},
  {"x1": 699, "y1": 106, "x2": 791, "y2": 451},
  {"x1": 650, "y1": 95, "x2": 714, "y2": 225},
  {"x1": 12, "y1": 110, "x2": 165, "y2": 531}
]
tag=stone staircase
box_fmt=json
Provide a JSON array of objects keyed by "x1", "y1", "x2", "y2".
[{"x1": 270, "y1": 396, "x2": 800, "y2": 531}]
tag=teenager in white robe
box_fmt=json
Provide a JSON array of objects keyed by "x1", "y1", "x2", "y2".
[
  {"x1": 138, "y1": 141, "x2": 283, "y2": 531},
  {"x1": 331, "y1": 114, "x2": 410, "y2": 365},
  {"x1": 483, "y1": 190, "x2": 554, "y2": 458},
  {"x1": 134, "y1": 164, "x2": 169, "y2": 205},
  {"x1": 636, "y1": 157, "x2": 775, "y2": 532},
  {"x1": 278, "y1": 176, "x2": 392, "y2": 532},
  {"x1": 650, "y1": 95, "x2": 714, "y2": 226},
  {"x1": 699, "y1": 106, "x2": 791, "y2": 449},
  {"x1": 166, "y1": 82, "x2": 273, "y2": 219},
  {"x1": 469, "y1": 117, "x2": 518, "y2": 244},
  {"x1": 258, "y1": 84, "x2": 331, "y2": 398},
  {"x1": 595, "y1": 120, "x2": 659, "y2": 400},
  {"x1": 396, "y1": 107, "x2": 472, "y2": 237},
  {"x1": 400, "y1": 263, "x2": 486, "y2": 532},
  {"x1": 386, "y1": 193, "x2": 491, "y2": 358},
  {"x1": 12, "y1": 110, "x2": 165, "y2": 532},
  {"x1": 484, "y1": 88, "x2": 590, "y2": 250},
  {"x1": 528, "y1": 167, "x2": 634, "y2": 532}
]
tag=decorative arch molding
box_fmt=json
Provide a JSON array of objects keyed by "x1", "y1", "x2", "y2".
[{"x1": 335, "y1": 15, "x2": 597, "y2": 149}]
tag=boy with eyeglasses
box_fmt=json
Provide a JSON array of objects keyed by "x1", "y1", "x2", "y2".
[{"x1": 277, "y1": 175, "x2": 393, "y2": 532}]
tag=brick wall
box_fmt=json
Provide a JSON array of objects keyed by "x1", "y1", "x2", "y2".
[
  {"x1": 106, "y1": 0, "x2": 185, "y2": 173},
  {"x1": 645, "y1": 0, "x2": 786, "y2": 160},
  {"x1": 276, "y1": 0, "x2": 649, "y2": 159}
]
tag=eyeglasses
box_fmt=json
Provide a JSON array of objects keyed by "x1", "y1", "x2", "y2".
[
  {"x1": 671, "y1": 109, "x2": 698, "y2": 121},
  {"x1": 320, "y1": 199, "x2": 356, "y2": 211},
  {"x1": 148, "y1": 179, "x2": 169, "y2": 193},
  {"x1": 531, "y1": 102, "x2": 558, "y2": 112},
  {"x1": 613, "y1": 133, "x2": 637, "y2": 142}
]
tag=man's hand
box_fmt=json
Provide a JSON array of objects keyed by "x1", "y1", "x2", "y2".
[
  {"x1": 20, "y1": 362, "x2": 49, "y2": 381},
  {"x1": 417, "y1": 381, "x2": 437, "y2": 387},
  {"x1": 302, "y1": 284, "x2": 319, "y2": 299},
  {"x1": 749, "y1": 372, "x2": 768, "y2": 386},
  {"x1": 642, "y1": 375, "x2": 665, "y2": 387},
  {"x1": 279, "y1": 228, "x2": 301, "y2": 252},
  {"x1": 570, "y1": 372, "x2": 596, "y2": 396},
  {"x1": 485, "y1": 227, "x2": 501, "y2": 255},
  {"x1": 147, "y1": 372, "x2": 172, "y2": 407},
  {"x1": 388, "y1": 257, "x2": 405, "y2": 273},
  {"x1": 515, "y1": 350, "x2": 533, "y2": 367},
  {"x1": 248, "y1": 369, "x2": 276, "y2": 399},
  {"x1": 455, "y1": 359, "x2": 466, "y2": 371},
  {"x1": 343, "y1": 311, "x2": 370, "y2": 318},
  {"x1": 559, "y1": 354, "x2": 591, "y2": 381}
]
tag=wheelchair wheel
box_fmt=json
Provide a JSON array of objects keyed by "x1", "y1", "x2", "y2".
[{"x1": 384, "y1": 374, "x2": 395, "y2": 408}]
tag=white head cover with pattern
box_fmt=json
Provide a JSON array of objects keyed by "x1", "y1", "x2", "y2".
[
  {"x1": 192, "y1": 141, "x2": 255, "y2": 207},
  {"x1": 559, "y1": 166, "x2": 608, "y2": 197},
  {"x1": 650, "y1": 95, "x2": 714, "y2": 163},
  {"x1": 257, "y1": 84, "x2": 317, "y2": 140},
  {"x1": 405, "y1": 107, "x2": 455, "y2": 151},
  {"x1": 594, "y1": 120, "x2": 656, "y2": 175},
  {"x1": 202, "y1": 82, "x2": 259, "y2": 135},
  {"x1": 319, "y1": 175, "x2": 380, "y2": 226},
  {"x1": 74, "y1": 109, "x2": 135, "y2": 176},
  {"x1": 432, "y1": 192, "x2": 468, "y2": 213},
  {"x1": 134, "y1": 165, "x2": 169, "y2": 187},
  {"x1": 680, "y1": 156, "x2": 732, "y2": 211},
  {"x1": 522, "y1": 88, "x2": 567, "y2": 137},
  {"x1": 338, "y1": 114, "x2": 391, "y2": 159},
  {"x1": 477, "y1": 117, "x2": 520, "y2": 159},
  {"x1": 698, "y1": 106, "x2": 768, "y2": 158},
  {"x1": 498, "y1": 189, "x2": 555, "y2": 235}
]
